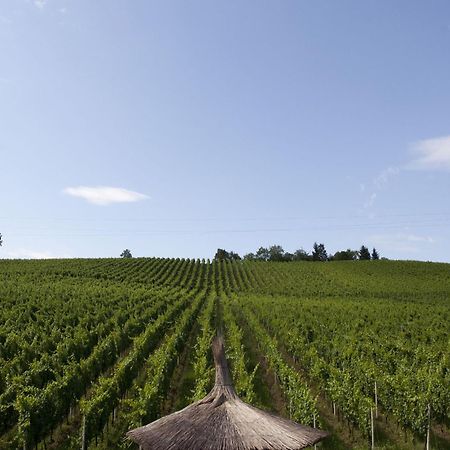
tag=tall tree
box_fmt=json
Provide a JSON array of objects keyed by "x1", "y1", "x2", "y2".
[
  {"x1": 312, "y1": 242, "x2": 327, "y2": 262},
  {"x1": 229, "y1": 251, "x2": 241, "y2": 261},
  {"x1": 268, "y1": 245, "x2": 285, "y2": 262},
  {"x1": 214, "y1": 249, "x2": 230, "y2": 261},
  {"x1": 283, "y1": 252, "x2": 294, "y2": 262},
  {"x1": 120, "y1": 249, "x2": 133, "y2": 258},
  {"x1": 371, "y1": 248, "x2": 380, "y2": 260},
  {"x1": 333, "y1": 249, "x2": 358, "y2": 261},
  {"x1": 255, "y1": 247, "x2": 270, "y2": 261},
  {"x1": 359, "y1": 245, "x2": 371, "y2": 260},
  {"x1": 0, "y1": 233, "x2": 2, "y2": 246},
  {"x1": 215, "y1": 249, "x2": 241, "y2": 260},
  {"x1": 293, "y1": 248, "x2": 311, "y2": 261}
]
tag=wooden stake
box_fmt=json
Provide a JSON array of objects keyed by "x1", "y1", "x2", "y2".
[
  {"x1": 426, "y1": 403, "x2": 431, "y2": 450},
  {"x1": 371, "y1": 407, "x2": 375, "y2": 449},
  {"x1": 313, "y1": 414, "x2": 317, "y2": 450},
  {"x1": 81, "y1": 415, "x2": 87, "y2": 450},
  {"x1": 374, "y1": 381, "x2": 378, "y2": 419}
]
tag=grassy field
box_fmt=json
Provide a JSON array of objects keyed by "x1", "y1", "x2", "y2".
[{"x1": 0, "y1": 258, "x2": 449, "y2": 449}]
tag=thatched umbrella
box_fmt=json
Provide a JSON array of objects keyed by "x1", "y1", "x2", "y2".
[{"x1": 127, "y1": 337, "x2": 328, "y2": 449}]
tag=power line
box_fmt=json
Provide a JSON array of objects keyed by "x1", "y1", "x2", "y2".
[{"x1": 2, "y1": 211, "x2": 450, "y2": 224}]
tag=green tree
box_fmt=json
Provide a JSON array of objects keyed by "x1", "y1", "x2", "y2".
[
  {"x1": 120, "y1": 249, "x2": 133, "y2": 258},
  {"x1": 228, "y1": 251, "x2": 241, "y2": 261},
  {"x1": 268, "y1": 245, "x2": 285, "y2": 262},
  {"x1": 333, "y1": 249, "x2": 358, "y2": 261},
  {"x1": 0, "y1": 233, "x2": 2, "y2": 246},
  {"x1": 371, "y1": 248, "x2": 380, "y2": 260},
  {"x1": 359, "y1": 245, "x2": 371, "y2": 260},
  {"x1": 243, "y1": 252, "x2": 256, "y2": 261},
  {"x1": 312, "y1": 242, "x2": 327, "y2": 261},
  {"x1": 283, "y1": 252, "x2": 294, "y2": 261},
  {"x1": 214, "y1": 249, "x2": 241, "y2": 260},
  {"x1": 255, "y1": 247, "x2": 270, "y2": 261},
  {"x1": 293, "y1": 248, "x2": 311, "y2": 261},
  {"x1": 214, "y1": 249, "x2": 229, "y2": 261}
]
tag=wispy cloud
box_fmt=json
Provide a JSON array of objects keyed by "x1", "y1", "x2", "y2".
[
  {"x1": 361, "y1": 135, "x2": 450, "y2": 211},
  {"x1": 362, "y1": 166, "x2": 400, "y2": 210},
  {"x1": 34, "y1": 0, "x2": 48, "y2": 9},
  {"x1": 408, "y1": 136, "x2": 450, "y2": 171},
  {"x1": 370, "y1": 233, "x2": 435, "y2": 253},
  {"x1": 6, "y1": 249, "x2": 66, "y2": 259},
  {"x1": 363, "y1": 192, "x2": 377, "y2": 209},
  {"x1": 63, "y1": 186, "x2": 149, "y2": 206},
  {"x1": 373, "y1": 166, "x2": 400, "y2": 190},
  {"x1": 0, "y1": 15, "x2": 12, "y2": 25}
]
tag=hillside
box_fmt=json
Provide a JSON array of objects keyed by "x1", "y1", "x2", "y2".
[{"x1": 0, "y1": 258, "x2": 448, "y2": 449}]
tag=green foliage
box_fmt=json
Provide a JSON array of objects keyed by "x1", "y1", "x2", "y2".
[
  {"x1": 312, "y1": 242, "x2": 328, "y2": 261},
  {"x1": 123, "y1": 290, "x2": 205, "y2": 429},
  {"x1": 293, "y1": 248, "x2": 312, "y2": 261},
  {"x1": 238, "y1": 298, "x2": 319, "y2": 426},
  {"x1": 332, "y1": 249, "x2": 358, "y2": 260},
  {"x1": 268, "y1": 245, "x2": 285, "y2": 262},
  {"x1": 120, "y1": 249, "x2": 132, "y2": 258},
  {"x1": 214, "y1": 249, "x2": 241, "y2": 261},
  {"x1": 359, "y1": 245, "x2": 371, "y2": 260},
  {"x1": 80, "y1": 293, "x2": 190, "y2": 443},
  {"x1": 222, "y1": 297, "x2": 257, "y2": 404},
  {"x1": 0, "y1": 257, "x2": 448, "y2": 448},
  {"x1": 256, "y1": 246, "x2": 270, "y2": 261},
  {"x1": 191, "y1": 294, "x2": 215, "y2": 401}
]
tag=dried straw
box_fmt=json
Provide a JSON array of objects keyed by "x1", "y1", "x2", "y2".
[{"x1": 127, "y1": 337, "x2": 328, "y2": 449}]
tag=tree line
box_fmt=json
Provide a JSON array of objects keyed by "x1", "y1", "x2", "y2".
[{"x1": 214, "y1": 244, "x2": 381, "y2": 262}]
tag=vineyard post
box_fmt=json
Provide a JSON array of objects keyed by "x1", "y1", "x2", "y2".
[
  {"x1": 288, "y1": 385, "x2": 292, "y2": 418},
  {"x1": 81, "y1": 415, "x2": 87, "y2": 450},
  {"x1": 426, "y1": 403, "x2": 431, "y2": 450},
  {"x1": 313, "y1": 414, "x2": 317, "y2": 450},
  {"x1": 371, "y1": 407, "x2": 375, "y2": 449},
  {"x1": 374, "y1": 381, "x2": 378, "y2": 419}
]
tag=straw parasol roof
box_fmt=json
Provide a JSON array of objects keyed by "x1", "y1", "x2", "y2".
[{"x1": 127, "y1": 337, "x2": 328, "y2": 449}]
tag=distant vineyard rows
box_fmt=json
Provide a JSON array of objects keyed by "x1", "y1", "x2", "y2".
[{"x1": 0, "y1": 258, "x2": 448, "y2": 449}]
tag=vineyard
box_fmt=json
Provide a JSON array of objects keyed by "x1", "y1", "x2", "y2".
[{"x1": 0, "y1": 258, "x2": 449, "y2": 450}]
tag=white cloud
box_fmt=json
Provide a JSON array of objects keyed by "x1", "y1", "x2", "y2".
[
  {"x1": 0, "y1": 15, "x2": 12, "y2": 25},
  {"x1": 374, "y1": 166, "x2": 400, "y2": 190},
  {"x1": 370, "y1": 233, "x2": 435, "y2": 253},
  {"x1": 403, "y1": 234, "x2": 434, "y2": 243},
  {"x1": 363, "y1": 192, "x2": 377, "y2": 209},
  {"x1": 362, "y1": 166, "x2": 400, "y2": 210},
  {"x1": 6, "y1": 249, "x2": 65, "y2": 259},
  {"x1": 34, "y1": 0, "x2": 48, "y2": 9},
  {"x1": 63, "y1": 186, "x2": 149, "y2": 206},
  {"x1": 409, "y1": 136, "x2": 450, "y2": 171}
]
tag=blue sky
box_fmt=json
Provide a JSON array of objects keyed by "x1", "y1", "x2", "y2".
[{"x1": 1, "y1": 1, "x2": 450, "y2": 261}]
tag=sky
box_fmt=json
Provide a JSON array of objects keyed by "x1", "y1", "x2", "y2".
[{"x1": 1, "y1": 1, "x2": 450, "y2": 261}]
